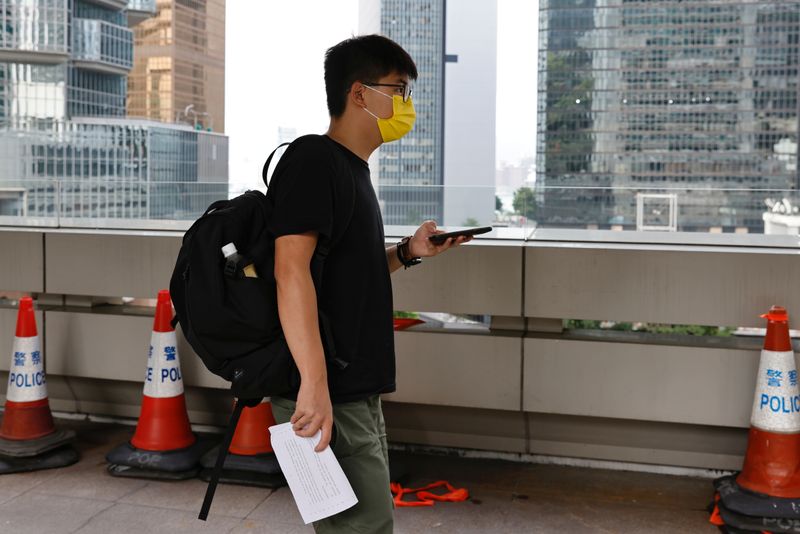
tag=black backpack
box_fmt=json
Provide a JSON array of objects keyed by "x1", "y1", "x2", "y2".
[{"x1": 168, "y1": 136, "x2": 355, "y2": 520}]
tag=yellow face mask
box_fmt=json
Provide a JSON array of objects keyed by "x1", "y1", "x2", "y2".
[{"x1": 363, "y1": 85, "x2": 416, "y2": 143}]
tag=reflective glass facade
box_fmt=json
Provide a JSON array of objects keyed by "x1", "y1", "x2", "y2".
[
  {"x1": 0, "y1": 0, "x2": 228, "y2": 222},
  {"x1": 128, "y1": 0, "x2": 156, "y2": 12},
  {"x1": 0, "y1": 63, "x2": 68, "y2": 128},
  {"x1": 67, "y1": 67, "x2": 127, "y2": 117},
  {"x1": 0, "y1": 1, "x2": 132, "y2": 125},
  {"x1": 72, "y1": 18, "x2": 134, "y2": 70},
  {"x1": 0, "y1": 0, "x2": 69, "y2": 55},
  {"x1": 537, "y1": 0, "x2": 800, "y2": 232},
  {"x1": 378, "y1": 0, "x2": 444, "y2": 225},
  {"x1": 127, "y1": 0, "x2": 225, "y2": 131},
  {"x1": 0, "y1": 120, "x2": 227, "y2": 219}
]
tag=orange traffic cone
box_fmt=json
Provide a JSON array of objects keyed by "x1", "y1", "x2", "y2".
[
  {"x1": 714, "y1": 306, "x2": 800, "y2": 525},
  {"x1": 106, "y1": 290, "x2": 212, "y2": 480},
  {"x1": 199, "y1": 399, "x2": 285, "y2": 488},
  {"x1": 738, "y1": 306, "x2": 800, "y2": 497},
  {"x1": 0, "y1": 297, "x2": 78, "y2": 473},
  {"x1": 230, "y1": 400, "x2": 276, "y2": 455}
]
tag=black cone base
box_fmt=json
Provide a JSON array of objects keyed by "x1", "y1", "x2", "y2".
[
  {"x1": 0, "y1": 429, "x2": 76, "y2": 458},
  {"x1": 105, "y1": 434, "x2": 215, "y2": 479},
  {"x1": 718, "y1": 499, "x2": 800, "y2": 533},
  {"x1": 107, "y1": 463, "x2": 199, "y2": 481},
  {"x1": 198, "y1": 446, "x2": 285, "y2": 488},
  {"x1": 716, "y1": 475, "x2": 800, "y2": 519},
  {"x1": 0, "y1": 445, "x2": 79, "y2": 475}
]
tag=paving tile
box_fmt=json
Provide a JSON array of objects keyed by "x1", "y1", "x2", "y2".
[
  {"x1": 30, "y1": 460, "x2": 148, "y2": 501},
  {"x1": 0, "y1": 468, "x2": 65, "y2": 503},
  {"x1": 0, "y1": 420, "x2": 723, "y2": 533},
  {"x1": 119, "y1": 478, "x2": 270, "y2": 518},
  {"x1": 395, "y1": 488, "x2": 578, "y2": 534},
  {"x1": 0, "y1": 492, "x2": 112, "y2": 534},
  {"x1": 513, "y1": 463, "x2": 712, "y2": 510},
  {"x1": 0, "y1": 488, "x2": 20, "y2": 505},
  {"x1": 246, "y1": 487, "x2": 305, "y2": 525},
  {"x1": 74, "y1": 503, "x2": 241, "y2": 534},
  {"x1": 562, "y1": 500, "x2": 715, "y2": 534},
  {"x1": 229, "y1": 518, "x2": 313, "y2": 534}
]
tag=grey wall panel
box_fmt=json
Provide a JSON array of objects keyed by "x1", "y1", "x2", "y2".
[
  {"x1": 526, "y1": 412, "x2": 747, "y2": 471},
  {"x1": 45, "y1": 232, "x2": 182, "y2": 299},
  {"x1": 0, "y1": 308, "x2": 44, "y2": 372},
  {"x1": 383, "y1": 402, "x2": 527, "y2": 453},
  {"x1": 391, "y1": 243, "x2": 522, "y2": 316},
  {"x1": 523, "y1": 338, "x2": 758, "y2": 428},
  {"x1": 41, "y1": 375, "x2": 78, "y2": 413},
  {"x1": 525, "y1": 245, "x2": 800, "y2": 328},
  {"x1": 384, "y1": 331, "x2": 522, "y2": 411},
  {"x1": 45, "y1": 311, "x2": 228, "y2": 389},
  {"x1": 0, "y1": 231, "x2": 43, "y2": 293},
  {"x1": 43, "y1": 377, "x2": 233, "y2": 426}
]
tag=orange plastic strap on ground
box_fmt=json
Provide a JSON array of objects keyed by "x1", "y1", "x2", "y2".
[
  {"x1": 390, "y1": 481, "x2": 469, "y2": 508},
  {"x1": 708, "y1": 495, "x2": 724, "y2": 527}
]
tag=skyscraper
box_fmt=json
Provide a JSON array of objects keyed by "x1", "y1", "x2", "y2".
[
  {"x1": 0, "y1": 0, "x2": 227, "y2": 222},
  {"x1": 361, "y1": 0, "x2": 446, "y2": 226},
  {"x1": 359, "y1": 0, "x2": 497, "y2": 227},
  {"x1": 126, "y1": 0, "x2": 225, "y2": 132},
  {"x1": 537, "y1": 0, "x2": 800, "y2": 232}
]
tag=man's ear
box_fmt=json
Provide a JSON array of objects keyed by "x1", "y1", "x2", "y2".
[{"x1": 349, "y1": 81, "x2": 367, "y2": 108}]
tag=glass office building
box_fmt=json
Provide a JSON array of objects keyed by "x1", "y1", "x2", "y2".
[
  {"x1": 0, "y1": 0, "x2": 228, "y2": 222},
  {"x1": 537, "y1": 0, "x2": 800, "y2": 232},
  {"x1": 126, "y1": 0, "x2": 225, "y2": 132},
  {"x1": 0, "y1": 118, "x2": 228, "y2": 220},
  {"x1": 376, "y1": 0, "x2": 445, "y2": 225}
]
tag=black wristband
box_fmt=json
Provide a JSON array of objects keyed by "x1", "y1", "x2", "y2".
[{"x1": 397, "y1": 236, "x2": 422, "y2": 269}]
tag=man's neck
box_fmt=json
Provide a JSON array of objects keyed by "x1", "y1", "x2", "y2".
[{"x1": 326, "y1": 119, "x2": 380, "y2": 163}]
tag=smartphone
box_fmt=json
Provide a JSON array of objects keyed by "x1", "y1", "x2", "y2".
[{"x1": 428, "y1": 226, "x2": 493, "y2": 245}]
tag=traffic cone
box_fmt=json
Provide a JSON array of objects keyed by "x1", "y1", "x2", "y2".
[
  {"x1": 0, "y1": 297, "x2": 78, "y2": 474},
  {"x1": 199, "y1": 399, "x2": 285, "y2": 488},
  {"x1": 714, "y1": 306, "x2": 800, "y2": 524},
  {"x1": 106, "y1": 290, "x2": 213, "y2": 480},
  {"x1": 230, "y1": 400, "x2": 276, "y2": 455}
]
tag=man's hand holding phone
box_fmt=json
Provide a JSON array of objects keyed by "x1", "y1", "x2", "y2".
[{"x1": 408, "y1": 220, "x2": 475, "y2": 258}]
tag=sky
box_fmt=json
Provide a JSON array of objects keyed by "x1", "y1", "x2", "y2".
[{"x1": 225, "y1": 1, "x2": 538, "y2": 193}]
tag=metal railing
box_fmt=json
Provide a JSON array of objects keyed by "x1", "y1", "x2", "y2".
[{"x1": 1, "y1": 179, "x2": 800, "y2": 246}]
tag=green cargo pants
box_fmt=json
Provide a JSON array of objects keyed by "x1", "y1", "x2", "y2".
[{"x1": 271, "y1": 395, "x2": 394, "y2": 533}]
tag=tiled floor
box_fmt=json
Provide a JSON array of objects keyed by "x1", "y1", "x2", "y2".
[{"x1": 0, "y1": 420, "x2": 718, "y2": 533}]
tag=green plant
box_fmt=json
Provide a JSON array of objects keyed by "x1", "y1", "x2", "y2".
[{"x1": 513, "y1": 187, "x2": 536, "y2": 219}]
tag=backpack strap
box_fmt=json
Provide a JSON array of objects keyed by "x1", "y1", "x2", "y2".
[
  {"x1": 198, "y1": 396, "x2": 262, "y2": 520},
  {"x1": 262, "y1": 142, "x2": 291, "y2": 187}
]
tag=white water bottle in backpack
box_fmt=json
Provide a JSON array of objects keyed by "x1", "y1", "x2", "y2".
[{"x1": 222, "y1": 243, "x2": 258, "y2": 278}]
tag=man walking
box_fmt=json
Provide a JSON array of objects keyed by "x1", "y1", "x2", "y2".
[{"x1": 267, "y1": 34, "x2": 470, "y2": 532}]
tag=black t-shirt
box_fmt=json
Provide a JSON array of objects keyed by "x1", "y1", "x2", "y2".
[{"x1": 266, "y1": 134, "x2": 396, "y2": 403}]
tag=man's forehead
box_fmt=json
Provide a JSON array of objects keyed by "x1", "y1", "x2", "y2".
[{"x1": 379, "y1": 72, "x2": 410, "y2": 85}]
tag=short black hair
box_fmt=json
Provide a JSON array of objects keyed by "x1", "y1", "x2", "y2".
[{"x1": 324, "y1": 34, "x2": 418, "y2": 118}]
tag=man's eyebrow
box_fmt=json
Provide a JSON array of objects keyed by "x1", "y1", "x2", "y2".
[{"x1": 394, "y1": 79, "x2": 408, "y2": 85}]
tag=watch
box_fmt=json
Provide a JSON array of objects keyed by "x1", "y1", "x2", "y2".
[{"x1": 396, "y1": 236, "x2": 422, "y2": 269}]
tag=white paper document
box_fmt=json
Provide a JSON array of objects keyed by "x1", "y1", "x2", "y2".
[{"x1": 268, "y1": 422, "x2": 358, "y2": 524}]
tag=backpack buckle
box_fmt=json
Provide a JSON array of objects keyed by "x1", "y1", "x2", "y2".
[{"x1": 224, "y1": 258, "x2": 238, "y2": 279}]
